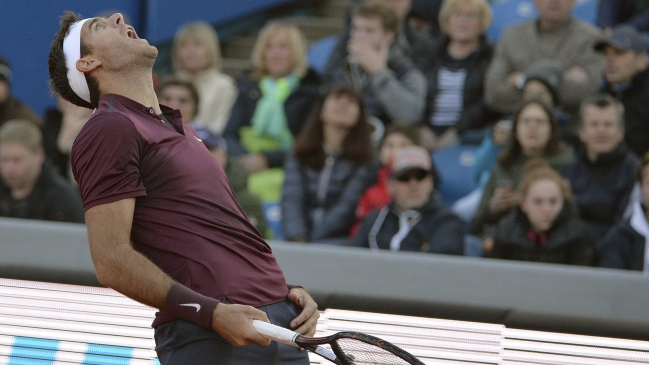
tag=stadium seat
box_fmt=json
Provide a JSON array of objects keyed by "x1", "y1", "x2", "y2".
[
  {"x1": 262, "y1": 201, "x2": 284, "y2": 240},
  {"x1": 487, "y1": 0, "x2": 600, "y2": 42},
  {"x1": 432, "y1": 145, "x2": 478, "y2": 206},
  {"x1": 307, "y1": 35, "x2": 339, "y2": 75}
]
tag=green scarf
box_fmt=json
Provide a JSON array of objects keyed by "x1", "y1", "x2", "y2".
[{"x1": 241, "y1": 73, "x2": 300, "y2": 153}]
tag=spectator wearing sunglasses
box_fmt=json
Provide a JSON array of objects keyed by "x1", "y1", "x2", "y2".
[{"x1": 352, "y1": 145, "x2": 464, "y2": 254}]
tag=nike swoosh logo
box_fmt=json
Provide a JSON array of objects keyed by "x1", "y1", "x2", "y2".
[
  {"x1": 194, "y1": 136, "x2": 203, "y2": 142},
  {"x1": 179, "y1": 303, "x2": 201, "y2": 312}
]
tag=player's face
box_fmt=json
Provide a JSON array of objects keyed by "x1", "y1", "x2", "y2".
[
  {"x1": 516, "y1": 103, "x2": 552, "y2": 155},
  {"x1": 520, "y1": 178, "x2": 564, "y2": 233},
  {"x1": 80, "y1": 13, "x2": 157, "y2": 72},
  {"x1": 263, "y1": 32, "x2": 295, "y2": 79},
  {"x1": 579, "y1": 105, "x2": 624, "y2": 158},
  {"x1": 389, "y1": 169, "x2": 433, "y2": 210},
  {"x1": 0, "y1": 143, "x2": 44, "y2": 193},
  {"x1": 159, "y1": 85, "x2": 196, "y2": 123}
]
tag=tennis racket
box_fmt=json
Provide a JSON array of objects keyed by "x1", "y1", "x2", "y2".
[{"x1": 252, "y1": 320, "x2": 425, "y2": 365}]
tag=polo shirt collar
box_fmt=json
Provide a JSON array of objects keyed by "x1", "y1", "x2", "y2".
[{"x1": 99, "y1": 93, "x2": 185, "y2": 133}]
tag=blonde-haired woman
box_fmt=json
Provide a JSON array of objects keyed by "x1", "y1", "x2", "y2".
[
  {"x1": 421, "y1": 0, "x2": 499, "y2": 150},
  {"x1": 172, "y1": 21, "x2": 237, "y2": 134},
  {"x1": 223, "y1": 21, "x2": 323, "y2": 179}
]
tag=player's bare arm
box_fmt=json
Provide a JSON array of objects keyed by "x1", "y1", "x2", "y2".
[{"x1": 85, "y1": 198, "x2": 175, "y2": 308}]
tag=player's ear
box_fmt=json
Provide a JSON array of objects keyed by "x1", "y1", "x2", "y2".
[{"x1": 77, "y1": 56, "x2": 101, "y2": 73}]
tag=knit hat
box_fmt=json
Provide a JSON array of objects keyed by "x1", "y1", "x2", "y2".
[
  {"x1": 0, "y1": 56, "x2": 11, "y2": 84},
  {"x1": 525, "y1": 59, "x2": 562, "y2": 104},
  {"x1": 594, "y1": 24, "x2": 648, "y2": 54}
]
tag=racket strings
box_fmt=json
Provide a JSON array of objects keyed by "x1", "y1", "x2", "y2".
[{"x1": 335, "y1": 338, "x2": 413, "y2": 365}]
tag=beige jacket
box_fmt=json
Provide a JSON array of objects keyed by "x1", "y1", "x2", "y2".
[
  {"x1": 177, "y1": 68, "x2": 238, "y2": 134},
  {"x1": 485, "y1": 19, "x2": 603, "y2": 115}
]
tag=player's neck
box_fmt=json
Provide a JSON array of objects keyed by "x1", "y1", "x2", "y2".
[{"x1": 99, "y1": 71, "x2": 161, "y2": 114}]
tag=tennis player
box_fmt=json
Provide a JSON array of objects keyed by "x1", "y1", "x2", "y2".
[{"x1": 48, "y1": 12, "x2": 317, "y2": 364}]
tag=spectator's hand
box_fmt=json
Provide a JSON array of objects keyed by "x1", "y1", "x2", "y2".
[
  {"x1": 240, "y1": 154, "x2": 269, "y2": 173},
  {"x1": 563, "y1": 66, "x2": 588, "y2": 85},
  {"x1": 488, "y1": 186, "x2": 519, "y2": 214},
  {"x1": 492, "y1": 119, "x2": 512, "y2": 146},
  {"x1": 288, "y1": 287, "x2": 319, "y2": 337},
  {"x1": 506, "y1": 71, "x2": 526, "y2": 88},
  {"x1": 347, "y1": 38, "x2": 388, "y2": 75},
  {"x1": 211, "y1": 303, "x2": 271, "y2": 347},
  {"x1": 418, "y1": 125, "x2": 438, "y2": 152}
]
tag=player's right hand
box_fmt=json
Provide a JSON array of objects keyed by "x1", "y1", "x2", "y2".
[{"x1": 211, "y1": 303, "x2": 271, "y2": 347}]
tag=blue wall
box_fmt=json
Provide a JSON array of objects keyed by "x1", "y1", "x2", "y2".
[{"x1": 0, "y1": 0, "x2": 297, "y2": 119}]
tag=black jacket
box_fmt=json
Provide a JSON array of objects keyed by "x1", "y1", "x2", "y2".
[
  {"x1": 423, "y1": 36, "x2": 500, "y2": 133},
  {"x1": 490, "y1": 204, "x2": 595, "y2": 266},
  {"x1": 222, "y1": 69, "x2": 324, "y2": 168},
  {"x1": 0, "y1": 160, "x2": 85, "y2": 223},
  {"x1": 601, "y1": 67, "x2": 649, "y2": 157},
  {"x1": 559, "y1": 144, "x2": 639, "y2": 239},
  {"x1": 353, "y1": 193, "x2": 465, "y2": 255},
  {"x1": 599, "y1": 216, "x2": 647, "y2": 271},
  {"x1": 42, "y1": 108, "x2": 69, "y2": 178}
]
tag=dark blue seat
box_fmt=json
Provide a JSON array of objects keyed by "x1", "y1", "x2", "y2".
[
  {"x1": 432, "y1": 145, "x2": 479, "y2": 207},
  {"x1": 307, "y1": 35, "x2": 339, "y2": 75}
]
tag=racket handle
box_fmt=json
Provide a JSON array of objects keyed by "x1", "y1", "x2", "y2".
[{"x1": 252, "y1": 320, "x2": 298, "y2": 347}]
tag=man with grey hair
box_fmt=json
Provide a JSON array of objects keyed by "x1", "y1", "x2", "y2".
[
  {"x1": 0, "y1": 119, "x2": 84, "y2": 222},
  {"x1": 485, "y1": 0, "x2": 602, "y2": 116},
  {"x1": 596, "y1": 24, "x2": 649, "y2": 158}
]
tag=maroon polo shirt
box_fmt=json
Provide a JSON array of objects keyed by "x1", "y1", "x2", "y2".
[{"x1": 71, "y1": 94, "x2": 289, "y2": 327}]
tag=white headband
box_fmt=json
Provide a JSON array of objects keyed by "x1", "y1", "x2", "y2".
[{"x1": 63, "y1": 18, "x2": 91, "y2": 103}]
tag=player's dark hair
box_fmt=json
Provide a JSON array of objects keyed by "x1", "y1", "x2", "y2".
[{"x1": 48, "y1": 11, "x2": 100, "y2": 109}]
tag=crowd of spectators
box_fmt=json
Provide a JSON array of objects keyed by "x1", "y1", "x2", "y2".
[{"x1": 1, "y1": 0, "x2": 648, "y2": 274}]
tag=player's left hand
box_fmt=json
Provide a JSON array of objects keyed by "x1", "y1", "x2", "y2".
[{"x1": 288, "y1": 287, "x2": 319, "y2": 336}]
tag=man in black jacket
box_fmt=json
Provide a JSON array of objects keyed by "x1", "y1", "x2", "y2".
[
  {"x1": 560, "y1": 94, "x2": 639, "y2": 240},
  {"x1": 0, "y1": 119, "x2": 84, "y2": 223},
  {"x1": 353, "y1": 145, "x2": 464, "y2": 254},
  {"x1": 596, "y1": 24, "x2": 649, "y2": 158}
]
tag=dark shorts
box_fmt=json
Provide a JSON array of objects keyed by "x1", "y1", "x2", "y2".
[{"x1": 154, "y1": 300, "x2": 310, "y2": 365}]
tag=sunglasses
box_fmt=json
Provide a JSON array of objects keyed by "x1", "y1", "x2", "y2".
[{"x1": 395, "y1": 170, "x2": 430, "y2": 183}]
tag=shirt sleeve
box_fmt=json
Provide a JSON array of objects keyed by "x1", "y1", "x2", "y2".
[{"x1": 71, "y1": 112, "x2": 147, "y2": 210}]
